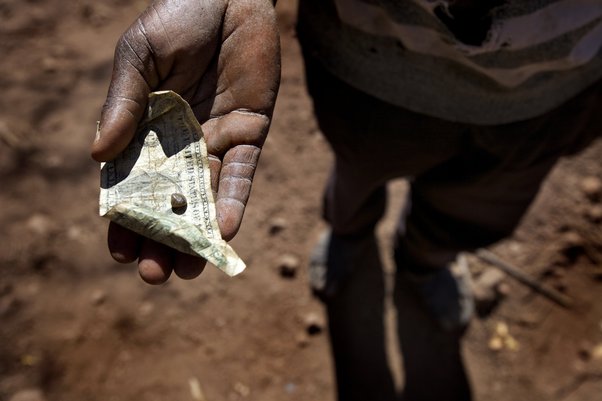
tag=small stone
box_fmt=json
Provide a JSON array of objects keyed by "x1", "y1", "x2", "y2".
[
  {"x1": 90, "y1": 289, "x2": 107, "y2": 306},
  {"x1": 171, "y1": 192, "x2": 187, "y2": 210},
  {"x1": 9, "y1": 389, "x2": 46, "y2": 401},
  {"x1": 473, "y1": 268, "x2": 507, "y2": 317},
  {"x1": 584, "y1": 205, "x2": 602, "y2": 223},
  {"x1": 580, "y1": 176, "x2": 602, "y2": 201},
  {"x1": 473, "y1": 268, "x2": 506, "y2": 300},
  {"x1": 495, "y1": 322, "x2": 509, "y2": 337},
  {"x1": 559, "y1": 231, "x2": 585, "y2": 263},
  {"x1": 504, "y1": 335, "x2": 520, "y2": 351},
  {"x1": 296, "y1": 333, "x2": 310, "y2": 348},
  {"x1": 25, "y1": 214, "x2": 55, "y2": 236},
  {"x1": 42, "y1": 56, "x2": 58, "y2": 73},
  {"x1": 592, "y1": 343, "x2": 602, "y2": 360},
  {"x1": 304, "y1": 312, "x2": 324, "y2": 335},
  {"x1": 496, "y1": 282, "x2": 511, "y2": 296},
  {"x1": 233, "y1": 382, "x2": 250, "y2": 397},
  {"x1": 488, "y1": 336, "x2": 503, "y2": 351},
  {"x1": 516, "y1": 313, "x2": 539, "y2": 328},
  {"x1": 561, "y1": 231, "x2": 584, "y2": 248},
  {"x1": 278, "y1": 254, "x2": 299, "y2": 279},
  {"x1": 284, "y1": 382, "x2": 297, "y2": 394},
  {"x1": 268, "y1": 217, "x2": 288, "y2": 235},
  {"x1": 20, "y1": 355, "x2": 38, "y2": 367},
  {"x1": 138, "y1": 302, "x2": 155, "y2": 317}
]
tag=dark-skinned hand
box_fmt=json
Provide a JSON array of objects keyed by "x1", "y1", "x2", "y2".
[{"x1": 91, "y1": 0, "x2": 280, "y2": 284}]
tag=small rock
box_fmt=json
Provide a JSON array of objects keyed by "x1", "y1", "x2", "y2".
[
  {"x1": 559, "y1": 231, "x2": 585, "y2": 262},
  {"x1": 90, "y1": 289, "x2": 107, "y2": 306},
  {"x1": 488, "y1": 336, "x2": 503, "y2": 351},
  {"x1": 504, "y1": 335, "x2": 520, "y2": 351},
  {"x1": 495, "y1": 322, "x2": 509, "y2": 337},
  {"x1": 561, "y1": 231, "x2": 584, "y2": 248},
  {"x1": 516, "y1": 313, "x2": 540, "y2": 328},
  {"x1": 296, "y1": 333, "x2": 310, "y2": 348},
  {"x1": 233, "y1": 382, "x2": 250, "y2": 397},
  {"x1": 9, "y1": 389, "x2": 46, "y2": 401},
  {"x1": 592, "y1": 343, "x2": 602, "y2": 360},
  {"x1": 472, "y1": 268, "x2": 506, "y2": 317},
  {"x1": 67, "y1": 225, "x2": 83, "y2": 240},
  {"x1": 497, "y1": 282, "x2": 511, "y2": 296},
  {"x1": 25, "y1": 214, "x2": 55, "y2": 236},
  {"x1": 278, "y1": 254, "x2": 299, "y2": 279},
  {"x1": 268, "y1": 217, "x2": 288, "y2": 235},
  {"x1": 138, "y1": 302, "x2": 155, "y2": 317},
  {"x1": 584, "y1": 204, "x2": 602, "y2": 223},
  {"x1": 284, "y1": 382, "x2": 297, "y2": 394},
  {"x1": 488, "y1": 321, "x2": 519, "y2": 352},
  {"x1": 42, "y1": 56, "x2": 58, "y2": 73},
  {"x1": 580, "y1": 176, "x2": 602, "y2": 201},
  {"x1": 304, "y1": 312, "x2": 324, "y2": 335}
]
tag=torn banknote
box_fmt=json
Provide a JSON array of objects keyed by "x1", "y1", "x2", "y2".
[{"x1": 99, "y1": 91, "x2": 245, "y2": 276}]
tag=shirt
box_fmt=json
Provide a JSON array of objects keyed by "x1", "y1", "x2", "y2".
[{"x1": 297, "y1": 0, "x2": 602, "y2": 124}]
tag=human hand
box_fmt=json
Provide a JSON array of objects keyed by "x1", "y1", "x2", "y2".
[{"x1": 91, "y1": 0, "x2": 280, "y2": 284}]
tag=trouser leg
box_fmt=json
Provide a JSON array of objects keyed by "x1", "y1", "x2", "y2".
[
  {"x1": 317, "y1": 153, "x2": 395, "y2": 401},
  {"x1": 393, "y1": 79, "x2": 602, "y2": 400},
  {"x1": 301, "y1": 50, "x2": 469, "y2": 401}
]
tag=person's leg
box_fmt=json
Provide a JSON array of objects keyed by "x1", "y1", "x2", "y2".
[
  {"x1": 303, "y1": 57, "x2": 394, "y2": 401},
  {"x1": 394, "y1": 79, "x2": 602, "y2": 401},
  {"x1": 302, "y1": 52, "x2": 468, "y2": 400}
]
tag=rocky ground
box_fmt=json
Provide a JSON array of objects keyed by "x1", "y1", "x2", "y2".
[{"x1": 1, "y1": 1, "x2": 602, "y2": 400}]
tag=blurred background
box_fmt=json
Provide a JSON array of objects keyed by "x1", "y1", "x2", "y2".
[{"x1": 1, "y1": 1, "x2": 601, "y2": 400}]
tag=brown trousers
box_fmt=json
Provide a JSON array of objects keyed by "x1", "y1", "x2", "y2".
[
  {"x1": 302, "y1": 51, "x2": 602, "y2": 401},
  {"x1": 305, "y1": 56, "x2": 602, "y2": 270}
]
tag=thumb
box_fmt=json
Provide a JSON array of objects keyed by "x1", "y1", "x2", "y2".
[{"x1": 91, "y1": 26, "x2": 155, "y2": 162}]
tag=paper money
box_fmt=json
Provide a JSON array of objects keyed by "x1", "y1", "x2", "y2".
[{"x1": 99, "y1": 91, "x2": 245, "y2": 276}]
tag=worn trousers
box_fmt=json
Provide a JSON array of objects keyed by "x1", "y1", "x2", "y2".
[{"x1": 303, "y1": 51, "x2": 602, "y2": 401}]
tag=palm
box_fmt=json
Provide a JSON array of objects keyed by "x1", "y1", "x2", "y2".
[{"x1": 92, "y1": 0, "x2": 280, "y2": 283}]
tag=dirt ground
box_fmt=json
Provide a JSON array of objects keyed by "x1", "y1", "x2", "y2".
[{"x1": 1, "y1": 1, "x2": 602, "y2": 400}]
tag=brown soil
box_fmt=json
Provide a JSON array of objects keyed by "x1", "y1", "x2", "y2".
[{"x1": 1, "y1": 1, "x2": 601, "y2": 400}]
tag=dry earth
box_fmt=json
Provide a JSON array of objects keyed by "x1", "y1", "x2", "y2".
[{"x1": 1, "y1": 1, "x2": 602, "y2": 401}]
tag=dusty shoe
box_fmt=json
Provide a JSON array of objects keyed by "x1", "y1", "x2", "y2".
[
  {"x1": 309, "y1": 229, "x2": 378, "y2": 302},
  {"x1": 397, "y1": 254, "x2": 474, "y2": 332}
]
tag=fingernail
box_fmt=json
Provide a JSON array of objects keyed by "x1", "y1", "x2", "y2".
[{"x1": 94, "y1": 121, "x2": 101, "y2": 142}]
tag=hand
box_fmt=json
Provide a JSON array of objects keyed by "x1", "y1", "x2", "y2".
[{"x1": 91, "y1": 0, "x2": 280, "y2": 284}]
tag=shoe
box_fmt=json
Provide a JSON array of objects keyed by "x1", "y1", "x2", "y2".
[
  {"x1": 396, "y1": 253, "x2": 475, "y2": 332},
  {"x1": 308, "y1": 229, "x2": 378, "y2": 302}
]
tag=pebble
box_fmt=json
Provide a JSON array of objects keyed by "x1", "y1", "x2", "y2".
[
  {"x1": 488, "y1": 321, "x2": 520, "y2": 352},
  {"x1": 233, "y1": 382, "x2": 250, "y2": 397},
  {"x1": 304, "y1": 312, "x2": 324, "y2": 335},
  {"x1": 592, "y1": 343, "x2": 602, "y2": 360},
  {"x1": 90, "y1": 289, "x2": 107, "y2": 306},
  {"x1": 268, "y1": 217, "x2": 288, "y2": 235},
  {"x1": 472, "y1": 268, "x2": 507, "y2": 316},
  {"x1": 580, "y1": 176, "x2": 602, "y2": 201},
  {"x1": 488, "y1": 336, "x2": 503, "y2": 351},
  {"x1": 9, "y1": 389, "x2": 46, "y2": 401},
  {"x1": 171, "y1": 193, "x2": 187, "y2": 209},
  {"x1": 561, "y1": 231, "x2": 584, "y2": 248},
  {"x1": 138, "y1": 302, "x2": 155, "y2": 317},
  {"x1": 25, "y1": 214, "x2": 55, "y2": 236},
  {"x1": 296, "y1": 333, "x2": 310, "y2": 348},
  {"x1": 584, "y1": 204, "x2": 602, "y2": 223},
  {"x1": 278, "y1": 254, "x2": 299, "y2": 279}
]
